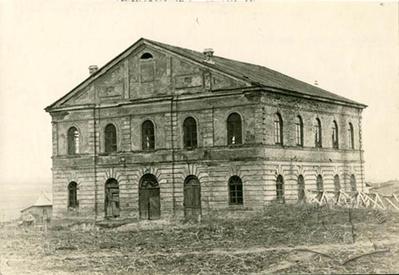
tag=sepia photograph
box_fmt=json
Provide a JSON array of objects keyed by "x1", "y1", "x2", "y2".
[{"x1": 0, "y1": 0, "x2": 398, "y2": 274}]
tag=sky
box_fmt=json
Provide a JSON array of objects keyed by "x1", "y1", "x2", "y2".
[{"x1": 0, "y1": 0, "x2": 398, "y2": 218}]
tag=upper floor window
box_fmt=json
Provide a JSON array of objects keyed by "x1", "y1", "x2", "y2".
[
  {"x1": 314, "y1": 118, "x2": 322, "y2": 148},
  {"x1": 104, "y1": 124, "x2": 117, "y2": 153},
  {"x1": 332, "y1": 120, "x2": 339, "y2": 149},
  {"x1": 183, "y1": 117, "x2": 197, "y2": 149},
  {"x1": 228, "y1": 176, "x2": 243, "y2": 205},
  {"x1": 276, "y1": 175, "x2": 285, "y2": 203},
  {"x1": 142, "y1": 120, "x2": 155, "y2": 150},
  {"x1": 68, "y1": 181, "x2": 78, "y2": 209},
  {"x1": 295, "y1": 115, "x2": 304, "y2": 147},
  {"x1": 67, "y1": 127, "x2": 80, "y2": 155},
  {"x1": 274, "y1": 113, "x2": 283, "y2": 145},
  {"x1": 227, "y1": 113, "x2": 242, "y2": 145},
  {"x1": 348, "y1": 122, "x2": 354, "y2": 149}
]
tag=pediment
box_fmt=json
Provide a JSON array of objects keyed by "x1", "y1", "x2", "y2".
[{"x1": 46, "y1": 39, "x2": 250, "y2": 111}]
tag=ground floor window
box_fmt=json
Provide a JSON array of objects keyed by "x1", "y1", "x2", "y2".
[{"x1": 228, "y1": 176, "x2": 243, "y2": 205}]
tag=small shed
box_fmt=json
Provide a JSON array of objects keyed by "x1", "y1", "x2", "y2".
[{"x1": 20, "y1": 192, "x2": 52, "y2": 226}]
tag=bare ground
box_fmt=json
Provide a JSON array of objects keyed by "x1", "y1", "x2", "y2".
[{"x1": 1, "y1": 204, "x2": 398, "y2": 274}]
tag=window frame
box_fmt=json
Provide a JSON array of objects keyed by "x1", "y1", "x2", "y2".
[
  {"x1": 348, "y1": 122, "x2": 354, "y2": 149},
  {"x1": 314, "y1": 118, "x2": 322, "y2": 148},
  {"x1": 276, "y1": 175, "x2": 285, "y2": 203},
  {"x1": 295, "y1": 115, "x2": 304, "y2": 147},
  {"x1": 67, "y1": 126, "x2": 80, "y2": 155},
  {"x1": 183, "y1": 117, "x2": 198, "y2": 149},
  {"x1": 332, "y1": 120, "x2": 339, "y2": 149},
  {"x1": 228, "y1": 176, "x2": 243, "y2": 205},
  {"x1": 104, "y1": 124, "x2": 117, "y2": 154},
  {"x1": 227, "y1": 112, "x2": 243, "y2": 145},
  {"x1": 274, "y1": 113, "x2": 283, "y2": 145},
  {"x1": 68, "y1": 181, "x2": 78, "y2": 209},
  {"x1": 142, "y1": 120, "x2": 155, "y2": 151}
]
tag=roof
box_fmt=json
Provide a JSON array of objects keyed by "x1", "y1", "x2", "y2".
[
  {"x1": 21, "y1": 192, "x2": 52, "y2": 212},
  {"x1": 46, "y1": 38, "x2": 367, "y2": 110}
]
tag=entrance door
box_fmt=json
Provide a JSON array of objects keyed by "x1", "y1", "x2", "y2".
[
  {"x1": 184, "y1": 176, "x2": 201, "y2": 221},
  {"x1": 139, "y1": 174, "x2": 160, "y2": 220},
  {"x1": 105, "y1": 178, "x2": 120, "y2": 218}
]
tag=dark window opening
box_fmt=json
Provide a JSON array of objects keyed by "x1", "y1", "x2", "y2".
[
  {"x1": 229, "y1": 176, "x2": 243, "y2": 205},
  {"x1": 295, "y1": 116, "x2": 304, "y2": 146},
  {"x1": 274, "y1": 113, "x2": 283, "y2": 145},
  {"x1": 183, "y1": 117, "x2": 197, "y2": 149},
  {"x1": 332, "y1": 120, "x2": 339, "y2": 149},
  {"x1": 350, "y1": 174, "x2": 357, "y2": 192},
  {"x1": 140, "y1": 52, "x2": 153, "y2": 60},
  {"x1": 334, "y1": 174, "x2": 341, "y2": 192},
  {"x1": 314, "y1": 118, "x2": 322, "y2": 148},
  {"x1": 348, "y1": 123, "x2": 354, "y2": 149},
  {"x1": 276, "y1": 175, "x2": 285, "y2": 203},
  {"x1": 316, "y1": 175, "x2": 324, "y2": 192},
  {"x1": 142, "y1": 120, "x2": 155, "y2": 150},
  {"x1": 68, "y1": 182, "x2": 78, "y2": 209},
  {"x1": 227, "y1": 112, "x2": 242, "y2": 145},
  {"x1": 67, "y1": 127, "x2": 80, "y2": 155},
  {"x1": 104, "y1": 124, "x2": 117, "y2": 153}
]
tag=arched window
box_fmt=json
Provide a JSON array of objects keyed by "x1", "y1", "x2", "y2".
[
  {"x1": 142, "y1": 120, "x2": 155, "y2": 150},
  {"x1": 334, "y1": 174, "x2": 341, "y2": 192},
  {"x1": 68, "y1": 182, "x2": 78, "y2": 209},
  {"x1": 348, "y1": 123, "x2": 354, "y2": 149},
  {"x1": 140, "y1": 52, "x2": 153, "y2": 60},
  {"x1": 228, "y1": 176, "x2": 243, "y2": 205},
  {"x1": 274, "y1": 113, "x2": 283, "y2": 145},
  {"x1": 350, "y1": 174, "x2": 357, "y2": 192},
  {"x1": 314, "y1": 118, "x2": 322, "y2": 148},
  {"x1": 332, "y1": 120, "x2": 339, "y2": 149},
  {"x1": 104, "y1": 124, "x2": 117, "y2": 153},
  {"x1": 297, "y1": 175, "x2": 305, "y2": 202},
  {"x1": 316, "y1": 175, "x2": 324, "y2": 192},
  {"x1": 183, "y1": 117, "x2": 197, "y2": 149},
  {"x1": 295, "y1": 116, "x2": 304, "y2": 146},
  {"x1": 276, "y1": 175, "x2": 285, "y2": 203},
  {"x1": 227, "y1": 113, "x2": 242, "y2": 145},
  {"x1": 67, "y1": 127, "x2": 80, "y2": 155}
]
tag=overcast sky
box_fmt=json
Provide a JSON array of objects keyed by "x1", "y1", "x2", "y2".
[{"x1": 0, "y1": 0, "x2": 398, "y2": 201}]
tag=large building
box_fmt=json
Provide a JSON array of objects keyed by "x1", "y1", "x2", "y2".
[{"x1": 45, "y1": 38, "x2": 367, "y2": 222}]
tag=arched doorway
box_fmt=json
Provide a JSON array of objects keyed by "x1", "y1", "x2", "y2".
[
  {"x1": 184, "y1": 175, "x2": 201, "y2": 220},
  {"x1": 276, "y1": 175, "x2": 285, "y2": 203},
  {"x1": 105, "y1": 178, "x2": 120, "y2": 218},
  {"x1": 139, "y1": 174, "x2": 160, "y2": 220}
]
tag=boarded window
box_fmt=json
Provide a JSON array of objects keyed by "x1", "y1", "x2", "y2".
[
  {"x1": 67, "y1": 127, "x2": 80, "y2": 155},
  {"x1": 295, "y1": 116, "x2": 304, "y2": 146},
  {"x1": 142, "y1": 120, "x2": 155, "y2": 150},
  {"x1": 274, "y1": 113, "x2": 283, "y2": 145},
  {"x1": 228, "y1": 176, "x2": 243, "y2": 205},
  {"x1": 314, "y1": 118, "x2": 322, "y2": 148},
  {"x1": 227, "y1": 112, "x2": 242, "y2": 145},
  {"x1": 104, "y1": 124, "x2": 117, "y2": 153},
  {"x1": 297, "y1": 175, "x2": 305, "y2": 202},
  {"x1": 332, "y1": 120, "x2": 339, "y2": 149},
  {"x1": 183, "y1": 117, "x2": 197, "y2": 149},
  {"x1": 348, "y1": 123, "x2": 354, "y2": 149},
  {"x1": 276, "y1": 175, "x2": 285, "y2": 203},
  {"x1": 68, "y1": 182, "x2": 78, "y2": 209}
]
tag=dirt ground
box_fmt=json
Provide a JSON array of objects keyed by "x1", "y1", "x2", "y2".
[{"x1": 1, "y1": 204, "x2": 399, "y2": 274}]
